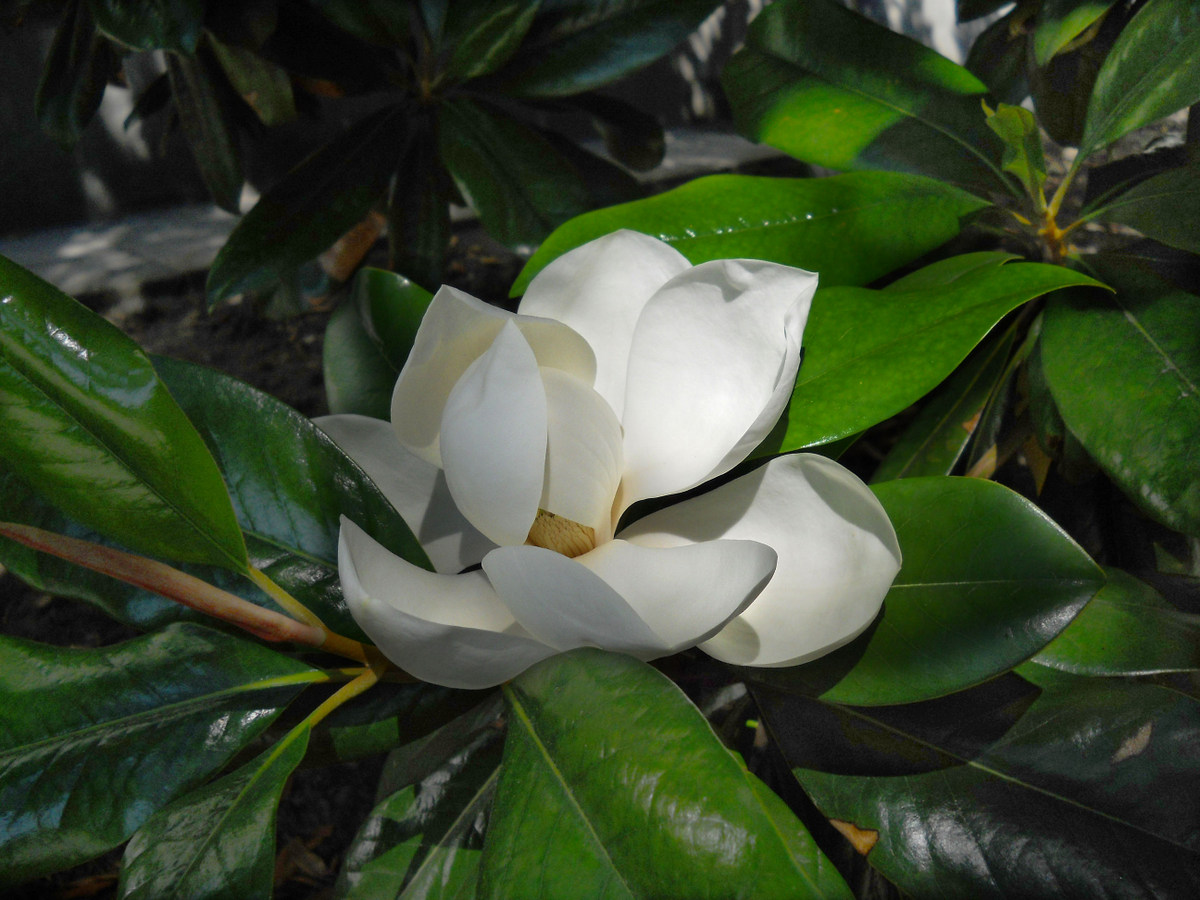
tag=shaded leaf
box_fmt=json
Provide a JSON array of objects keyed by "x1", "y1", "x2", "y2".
[
  {"x1": 308, "y1": 0, "x2": 412, "y2": 47},
  {"x1": 441, "y1": 0, "x2": 541, "y2": 83},
  {"x1": 1091, "y1": 161, "x2": 1200, "y2": 254},
  {"x1": 35, "y1": 0, "x2": 115, "y2": 148},
  {"x1": 88, "y1": 0, "x2": 203, "y2": 52},
  {"x1": 167, "y1": 48, "x2": 244, "y2": 214},
  {"x1": 209, "y1": 33, "x2": 296, "y2": 127},
  {"x1": 388, "y1": 114, "x2": 453, "y2": 291},
  {"x1": 1034, "y1": 0, "x2": 1118, "y2": 65},
  {"x1": 966, "y1": 11, "x2": 1030, "y2": 105},
  {"x1": 567, "y1": 91, "x2": 665, "y2": 172}
]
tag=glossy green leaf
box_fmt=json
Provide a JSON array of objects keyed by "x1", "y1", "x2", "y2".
[
  {"x1": 0, "y1": 623, "x2": 319, "y2": 886},
  {"x1": 0, "y1": 256, "x2": 247, "y2": 570},
  {"x1": 1041, "y1": 261, "x2": 1200, "y2": 537},
  {"x1": 208, "y1": 34, "x2": 296, "y2": 127},
  {"x1": 748, "y1": 477, "x2": 1105, "y2": 706},
  {"x1": 1034, "y1": 0, "x2": 1118, "y2": 65},
  {"x1": 724, "y1": 0, "x2": 1006, "y2": 190},
  {"x1": 35, "y1": 0, "x2": 114, "y2": 148},
  {"x1": 513, "y1": 171, "x2": 988, "y2": 295},
  {"x1": 1091, "y1": 162, "x2": 1200, "y2": 254},
  {"x1": 88, "y1": 0, "x2": 203, "y2": 52},
  {"x1": 356, "y1": 267, "x2": 434, "y2": 371},
  {"x1": 167, "y1": 49, "x2": 244, "y2": 214},
  {"x1": 872, "y1": 326, "x2": 1016, "y2": 481},
  {"x1": 119, "y1": 723, "x2": 311, "y2": 900},
  {"x1": 441, "y1": 0, "x2": 541, "y2": 82},
  {"x1": 439, "y1": 97, "x2": 592, "y2": 248},
  {"x1": 484, "y1": 0, "x2": 721, "y2": 97},
  {"x1": 1032, "y1": 566, "x2": 1200, "y2": 675},
  {"x1": 480, "y1": 649, "x2": 852, "y2": 899},
  {"x1": 207, "y1": 105, "x2": 409, "y2": 306},
  {"x1": 1080, "y1": 0, "x2": 1200, "y2": 158},
  {"x1": 984, "y1": 101, "x2": 1047, "y2": 202},
  {"x1": 776, "y1": 253, "x2": 1102, "y2": 452},
  {"x1": 790, "y1": 679, "x2": 1200, "y2": 897}
]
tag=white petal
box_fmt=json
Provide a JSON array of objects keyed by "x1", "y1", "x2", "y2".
[
  {"x1": 541, "y1": 368, "x2": 624, "y2": 541},
  {"x1": 619, "y1": 454, "x2": 901, "y2": 667},
  {"x1": 480, "y1": 538, "x2": 776, "y2": 659},
  {"x1": 314, "y1": 414, "x2": 494, "y2": 573},
  {"x1": 517, "y1": 230, "x2": 690, "y2": 419},
  {"x1": 439, "y1": 322, "x2": 546, "y2": 546},
  {"x1": 618, "y1": 259, "x2": 816, "y2": 507},
  {"x1": 340, "y1": 518, "x2": 555, "y2": 689},
  {"x1": 391, "y1": 285, "x2": 595, "y2": 465}
]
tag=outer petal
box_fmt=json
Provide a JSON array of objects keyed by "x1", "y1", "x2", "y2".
[
  {"x1": 618, "y1": 259, "x2": 816, "y2": 507},
  {"x1": 314, "y1": 414, "x2": 494, "y2": 573},
  {"x1": 439, "y1": 322, "x2": 546, "y2": 547},
  {"x1": 340, "y1": 518, "x2": 555, "y2": 689},
  {"x1": 541, "y1": 368, "x2": 624, "y2": 542},
  {"x1": 480, "y1": 538, "x2": 776, "y2": 659},
  {"x1": 619, "y1": 454, "x2": 901, "y2": 667},
  {"x1": 517, "y1": 230, "x2": 690, "y2": 419},
  {"x1": 391, "y1": 285, "x2": 595, "y2": 465}
]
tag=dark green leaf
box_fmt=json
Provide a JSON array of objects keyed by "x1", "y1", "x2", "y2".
[
  {"x1": 388, "y1": 115, "x2": 453, "y2": 291},
  {"x1": 984, "y1": 101, "x2": 1047, "y2": 201},
  {"x1": 513, "y1": 171, "x2": 988, "y2": 295},
  {"x1": 481, "y1": 649, "x2": 852, "y2": 899},
  {"x1": 441, "y1": 0, "x2": 541, "y2": 82},
  {"x1": 0, "y1": 256, "x2": 247, "y2": 570},
  {"x1": 208, "y1": 33, "x2": 296, "y2": 127},
  {"x1": 791, "y1": 679, "x2": 1200, "y2": 898},
  {"x1": 438, "y1": 97, "x2": 591, "y2": 248},
  {"x1": 1041, "y1": 261, "x2": 1200, "y2": 537},
  {"x1": 0, "y1": 624, "x2": 318, "y2": 886},
  {"x1": 567, "y1": 91, "x2": 665, "y2": 172},
  {"x1": 1080, "y1": 0, "x2": 1200, "y2": 157},
  {"x1": 484, "y1": 0, "x2": 721, "y2": 97},
  {"x1": 35, "y1": 0, "x2": 115, "y2": 148},
  {"x1": 724, "y1": 0, "x2": 1006, "y2": 191},
  {"x1": 966, "y1": 11, "x2": 1030, "y2": 105},
  {"x1": 1034, "y1": 0, "x2": 1118, "y2": 65},
  {"x1": 207, "y1": 105, "x2": 409, "y2": 306},
  {"x1": 958, "y1": 0, "x2": 1014, "y2": 22},
  {"x1": 1091, "y1": 161, "x2": 1200, "y2": 254},
  {"x1": 308, "y1": 0, "x2": 412, "y2": 47},
  {"x1": 88, "y1": 0, "x2": 203, "y2": 52},
  {"x1": 1032, "y1": 566, "x2": 1200, "y2": 675},
  {"x1": 166, "y1": 48, "x2": 244, "y2": 213},
  {"x1": 748, "y1": 477, "x2": 1105, "y2": 705},
  {"x1": 872, "y1": 325, "x2": 1016, "y2": 481},
  {"x1": 119, "y1": 723, "x2": 311, "y2": 900},
  {"x1": 775, "y1": 253, "x2": 1102, "y2": 452}
]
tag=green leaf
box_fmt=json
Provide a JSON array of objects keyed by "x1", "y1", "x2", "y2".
[
  {"x1": 167, "y1": 48, "x2": 244, "y2": 214},
  {"x1": 1032, "y1": 566, "x2": 1200, "y2": 675},
  {"x1": 872, "y1": 325, "x2": 1016, "y2": 481},
  {"x1": 0, "y1": 623, "x2": 319, "y2": 886},
  {"x1": 1080, "y1": 0, "x2": 1200, "y2": 158},
  {"x1": 775, "y1": 253, "x2": 1102, "y2": 452},
  {"x1": 0, "y1": 256, "x2": 247, "y2": 570},
  {"x1": 1033, "y1": 0, "x2": 1119, "y2": 65},
  {"x1": 441, "y1": 0, "x2": 542, "y2": 82},
  {"x1": 308, "y1": 0, "x2": 412, "y2": 47},
  {"x1": 788, "y1": 679, "x2": 1200, "y2": 897},
  {"x1": 1091, "y1": 161, "x2": 1200, "y2": 254},
  {"x1": 35, "y1": 0, "x2": 115, "y2": 149},
  {"x1": 1041, "y1": 260, "x2": 1200, "y2": 537},
  {"x1": 480, "y1": 649, "x2": 852, "y2": 899},
  {"x1": 568, "y1": 91, "x2": 665, "y2": 172},
  {"x1": 984, "y1": 101, "x2": 1047, "y2": 202},
  {"x1": 747, "y1": 477, "x2": 1105, "y2": 706},
  {"x1": 208, "y1": 33, "x2": 296, "y2": 127},
  {"x1": 724, "y1": 0, "x2": 1006, "y2": 190},
  {"x1": 88, "y1": 0, "x2": 204, "y2": 52},
  {"x1": 323, "y1": 296, "x2": 398, "y2": 421},
  {"x1": 354, "y1": 267, "x2": 435, "y2": 372},
  {"x1": 119, "y1": 723, "x2": 311, "y2": 900},
  {"x1": 513, "y1": 171, "x2": 988, "y2": 295},
  {"x1": 966, "y1": 11, "x2": 1030, "y2": 106},
  {"x1": 388, "y1": 115, "x2": 453, "y2": 291},
  {"x1": 207, "y1": 104, "x2": 409, "y2": 306},
  {"x1": 438, "y1": 97, "x2": 592, "y2": 248},
  {"x1": 484, "y1": 0, "x2": 722, "y2": 97}
]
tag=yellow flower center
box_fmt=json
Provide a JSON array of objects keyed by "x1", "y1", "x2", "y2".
[{"x1": 525, "y1": 509, "x2": 597, "y2": 558}]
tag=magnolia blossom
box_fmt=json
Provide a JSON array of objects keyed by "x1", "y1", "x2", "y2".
[{"x1": 318, "y1": 230, "x2": 901, "y2": 689}]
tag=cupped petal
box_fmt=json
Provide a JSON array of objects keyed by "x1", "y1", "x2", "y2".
[
  {"x1": 517, "y1": 230, "x2": 691, "y2": 419},
  {"x1": 480, "y1": 538, "x2": 776, "y2": 659},
  {"x1": 340, "y1": 518, "x2": 555, "y2": 689},
  {"x1": 314, "y1": 414, "x2": 494, "y2": 573},
  {"x1": 391, "y1": 285, "x2": 595, "y2": 464},
  {"x1": 540, "y1": 368, "x2": 624, "y2": 542},
  {"x1": 439, "y1": 322, "x2": 546, "y2": 547},
  {"x1": 618, "y1": 259, "x2": 816, "y2": 508},
  {"x1": 619, "y1": 454, "x2": 901, "y2": 667}
]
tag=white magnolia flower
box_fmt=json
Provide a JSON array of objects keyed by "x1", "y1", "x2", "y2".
[{"x1": 318, "y1": 231, "x2": 901, "y2": 689}]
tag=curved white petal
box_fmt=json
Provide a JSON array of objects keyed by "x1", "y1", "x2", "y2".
[
  {"x1": 314, "y1": 414, "x2": 494, "y2": 573},
  {"x1": 340, "y1": 519, "x2": 556, "y2": 689},
  {"x1": 439, "y1": 322, "x2": 546, "y2": 546},
  {"x1": 391, "y1": 285, "x2": 595, "y2": 465},
  {"x1": 480, "y1": 538, "x2": 776, "y2": 659},
  {"x1": 541, "y1": 368, "x2": 624, "y2": 541},
  {"x1": 619, "y1": 454, "x2": 901, "y2": 667},
  {"x1": 517, "y1": 230, "x2": 690, "y2": 419},
  {"x1": 618, "y1": 259, "x2": 816, "y2": 507}
]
